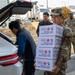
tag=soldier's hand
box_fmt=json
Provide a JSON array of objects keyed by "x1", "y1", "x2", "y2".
[
  {"x1": 34, "y1": 59, "x2": 36, "y2": 68},
  {"x1": 34, "y1": 63, "x2": 36, "y2": 67},
  {"x1": 51, "y1": 66, "x2": 60, "y2": 74}
]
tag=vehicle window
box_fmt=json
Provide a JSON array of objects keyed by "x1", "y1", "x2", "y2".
[
  {"x1": 40, "y1": 9, "x2": 50, "y2": 12},
  {"x1": 73, "y1": 12, "x2": 75, "y2": 15},
  {"x1": 36, "y1": 9, "x2": 39, "y2": 12}
]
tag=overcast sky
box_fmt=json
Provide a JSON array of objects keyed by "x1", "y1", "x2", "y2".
[{"x1": 10, "y1": 0, "x2": 75, "y2": 8}]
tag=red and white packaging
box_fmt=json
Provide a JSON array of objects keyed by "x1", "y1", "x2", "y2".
[
  {"x1": 39, "y1": 24, "x2": 63, "y2": 37},
  {"x1": 36, "y1": 58, "x2": 56, "y2": 71},
  {"x1": 38, "y1": 36, "x2": 62, "y2": 48},
  {"x1": 36, "y1": 47, "x2": 59, "y2": 59},
  {"x1": 36, "y1": 25, "x2": 63, "y2": 71}
]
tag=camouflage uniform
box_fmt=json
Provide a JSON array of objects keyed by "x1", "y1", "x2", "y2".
[
  {"x1": 64, "y1": 18, "x2": 75, "y2": 53},
  {"x1": 45, "y1": 26, "x2": 72, "y2": 75},
  {"x1": 45, "y1": 8, "x2": 72, "y2": 75}
]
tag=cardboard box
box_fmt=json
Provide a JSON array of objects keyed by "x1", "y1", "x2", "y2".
[
  {"x1": 36, "y1": 58, "x2": 56, "y2": 71},
  {"x1": 39, "y1": 24, "x2": 63, "y2": 37},
  {"x1": 36, "y1": 47, "x2": 59, "y2": 59},
  {"x1": 38, "y1": 36, "x2": 62, "y2": 47}
]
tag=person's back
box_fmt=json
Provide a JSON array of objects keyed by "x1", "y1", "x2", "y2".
[
  {"x1": 9, "y1": 21, "x2": 36, "y2": 75},
  {"x1": 17, "y1": 28, "x2": 36, "y2": 60},
  {"x1": 17, "y1": 28, "x2": 36, "y2": 75}
]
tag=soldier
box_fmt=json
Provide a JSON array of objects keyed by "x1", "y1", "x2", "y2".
[
  {"x1": 44, "y1": 8, "x2": 72, "y2": 75},
  {"x1": 64, "y1": 12, "x2": 75, "y2": 54}
]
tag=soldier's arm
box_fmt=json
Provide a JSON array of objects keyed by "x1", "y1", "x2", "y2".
[
  {"x1": 64, "y1": 27, "x2": 73, "y2": 37},
  {"x1": 71, "y1": 31, "x2": 75, "y2": 37},
  {"x1": 63, "y1": 20, "x2": 67, "y2": 26},
  {"x1": 56, "y1": 42, "x2": 71, "y2": 67},
  {"x1": 56, "y1": 27, "x2": 72, "y2": 67}
]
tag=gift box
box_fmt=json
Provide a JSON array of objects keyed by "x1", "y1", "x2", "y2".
[
  {"x1": 36, "y1": 58, "x2": 56, "y2": 71},
  {"x1": 39, "y1": 24, "x2": 63, "y2": 37},
  {"x1": 38, "y1": 36, "x2": 62, "y2": 47},
  {"x1": 36, "y1": 47, "x2": 59, "y2": 59}
]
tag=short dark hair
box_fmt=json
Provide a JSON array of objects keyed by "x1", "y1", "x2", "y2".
[
  {"x1": 43, "y1": 12, "x2": 49, "y2": 16},
  {"x1": 15, "y1": 19, "x2": 22, "y2": 24},
  {"x1": 9, "y1": 21, "x2": 21, "y2": 30},
  {"x1": 60, "y1": 14, "x2": 63, "y2": 17}
]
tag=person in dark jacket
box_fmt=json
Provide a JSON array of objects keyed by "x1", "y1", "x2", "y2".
[
  {"x1": 9, "y1": 21, "x2": 36, "y2": 75},
  {"x1": 36, "y1": 12, "x2": 52, "y2": 36}
]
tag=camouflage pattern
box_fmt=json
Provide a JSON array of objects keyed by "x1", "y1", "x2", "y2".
[
  {"x1": 50, "y1": 8, "x2": 63, "y2": 16},
  {"x1": 64, "y1": 18, "x2": 75, "y2": 29},
  {"x1": 45, "y1": 8, "x2": 72, "y2": 75},
  {"x1": 45, "y1": 26, "x2": 72, "y2": 75},
  {"x1": 44, "y1": 69, "x2": 66, "y2": 75},
  {"x1": 64, "y1": 18, "x2": 75, "y2": 52}
]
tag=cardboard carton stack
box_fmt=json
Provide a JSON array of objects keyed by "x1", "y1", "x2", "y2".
[{"x1": 36, "y1": 24, "x2": 63, "y2": 71}]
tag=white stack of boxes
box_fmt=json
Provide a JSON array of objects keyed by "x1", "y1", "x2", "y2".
[{"x1": 36, "y1": 24, "x2": 63, "y2": 71}]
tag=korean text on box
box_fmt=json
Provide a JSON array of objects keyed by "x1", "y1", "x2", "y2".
[
  {"x1": 36, "y1": 58, "x2": 56, "y2": 71},
  {"x1": 36, "y1": 47, "x2": 59, "y2": 59},
  {"x1": 38, "y1": 36, "x2": 62, "y2": 48},
  {"x1": 39, "y1": 24, "x2": 63, "y2": 37}
]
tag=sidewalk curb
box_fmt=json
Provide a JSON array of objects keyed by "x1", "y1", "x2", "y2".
[{"x1": 71, "y1": 54, "x2": 75, "y2": 57}]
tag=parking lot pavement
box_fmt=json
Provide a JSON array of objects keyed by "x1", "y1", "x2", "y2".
[
  {"x1": 66, "y1": 54, "x2": 75, "y2": 75},
  {"x1": 35, "y1": 54, "x2": 75, "y2": 75}
]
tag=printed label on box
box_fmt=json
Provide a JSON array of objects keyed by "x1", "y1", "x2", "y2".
[
  {"x1": 56, "y1": 26, "x2": 63, "y2": 36},
  {"x1": 38, "y1": 36, "x2": 62, "y2": 47},
  {"x1": 36, "y1": 58, "x2": 56, "y2": 71},
  {"x1": 39, "y1": 24, "x2": 63, "y2": 37},
  {"x1": 36, "y1": 47, "x2": 59, "y2": 59}
]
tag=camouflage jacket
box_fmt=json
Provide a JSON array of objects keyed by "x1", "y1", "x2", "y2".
[
  {"x1": 64, "y1": 18, "x2": 75, "y2": 36},
  {"x1": 56, "y1": 26, "x2": 72, "y2": 69}
]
